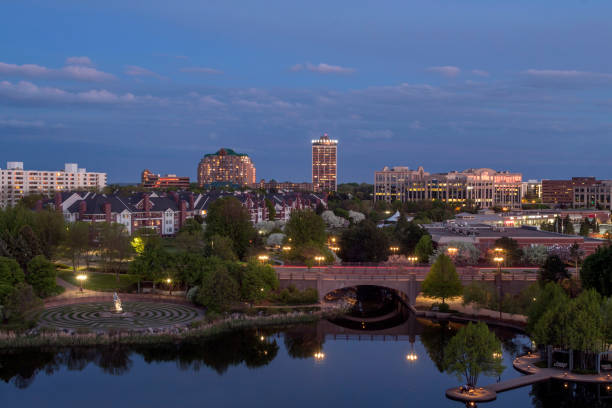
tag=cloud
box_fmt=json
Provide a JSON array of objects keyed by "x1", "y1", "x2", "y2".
[
  {"x1": 0, "y1": 61, "x2": 114, "y2": 82},
  {"x1": 0, "y1": 80, "x2": 138, "y2": 105},
  {"x1": 66, "y1": 56, "x2": 93, "y2": 66},
  {"x1": 522, "y1": 69, "x2": 612, "y2": 88},
  {"x1": 472, "y1": 69, "x2": 489, "y2": 77},
  {"x1": 125, "y1": 65, "x2": 163, "y2": 78},
  {"x1": 427, "y1": 66, "x2": 461, "y2": 77},
  {"x1": 291, "y1": 62, "x2": 355, "y2": 74},
  {"x1": 356, "y1": 129, "x2": 394, "y2": 139},
  {"x1": 180, "y1": 67, "x2": 223, "y2": 75}
]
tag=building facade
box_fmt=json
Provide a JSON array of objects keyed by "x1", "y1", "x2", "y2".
[
  {"x1": 0, "y1": 162, "x2": 106, "y2": 207},
  {"x1": 45, "y1": 190, "x2": 327, "y2": 235},
  {"x1": 541, "y1": 177, "x2": 597, "y2": 206},
  {"x1": 197, "y1": 148, "x2": 256, "y2": 187},
  {"x1": 141, "y1": 169, "x2": 190, "y2": 189},
  {"x1": 521, "y1": 179, "x2": 542, "y2": 203},
  {"x1": 257, "y1": 179, "x2": 313, "y2": 192},
  {"x1": 374, "y1": 166, "x2": 522, "y2": 209},
  {"x1": 573, "y1": 180, "x2": 612, "y2": 210},
  {"x1": 312, "y1": 134, "x2": 338, "y2": 192}
]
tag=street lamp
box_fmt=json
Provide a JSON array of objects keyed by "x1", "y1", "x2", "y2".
[
  {"x1": 389, "y1": 246, "x2": 400, "y2": 254},
  {"x1": 76, "y1": 274, "x2": 87, "y2": 292},
  {"x1": 258, "y1": 255, "x2": 269, "y2": 264},
  {"x1": 314, "y1": 255, "x2": 325, "y2": 266},
  {"x1": 314, "y1": 351, "x2": 326, "y2": 361},
  {"x1": 406, "y1": 342, "x2": 418, "y2": 362},
  {"x1": 407, "y1": 255, "x2": 418, "y2": 265},
  {"x1": 493, "y1": 255, "x2": 505, "y2": 320},
  {"x1": 166, "y1": 278, "x2": 172, "y2": 295},
  {"x1": 447, "y1": 247, "x2": 458, "y2": 256},
  {"x1": 282, "y1": 245, "x2": 292, "y2": 251}
]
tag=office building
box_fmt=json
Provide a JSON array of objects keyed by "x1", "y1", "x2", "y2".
[
  {"x1": 541, "y1": 177, "x2": 597, "y2": 206},
  {"x1": 197, "y1": 148, "x2": 256, "y2": 187},
  {"x1": 374, "y1": 166, "x2": 522, "y2": 210},
  {"x1": 573, "y1": 180, "x2": 612, "y2": 210},
  {"x1": 312, "y1": 134, "x2": 338, "y2": 192},
  {"x1": 521, "y1": 180, "x2": 542, "y2": 203},
  {"x1": 141, "y1": 169, "x2": 190, "y2": 189},
  {"x1": 0, "y1": 162, "x2": 106, "y2": 207}
]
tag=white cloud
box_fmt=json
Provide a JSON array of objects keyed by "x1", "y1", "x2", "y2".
[
  {"x1": 66, "y1": 56, "x2": 93, "y2": 66},
  {"x1": 180, "y1": 67, "x2": 223, "y2": 75},
  {"x1": 523, "y1": 69, "x2": 612, "y2": 80},
  {"x1": 0, "y1": 61, "x2": 114, "y2": 82},
  {"x1": 356, "y1": 129, "x2": 394, "y2": 139},
  {"x1": 0, "y1": 80, "x2": 138, "y2": 104},
  {"x1": 125, "y1": 65, "x2": 162, "y2": 78},
  {"x1": 291, "y1": 62, "x2": 355, "y2": 74},
  {"x1": 472, "y1": 69, "x2": 489, "y2": 77},
  {"x1": 427, "y1": 66, "x2": 461, "y2": 77}
]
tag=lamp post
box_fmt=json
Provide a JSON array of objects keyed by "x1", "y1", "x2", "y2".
[
  {"x1": 258, "y1": 254, "x2": 269, "y2": 264},
  {"x1": 166, "y1": 278, "x2": 172, "y2": 296},
  {"x1": 447, "y1": 247, "x2": 458, "y2": 257},
  {"x1": 76, "y1": 274, "x2": 87, "y2": 292},
  {"x1": 407, "y1": 255, "x2": 418, "y2": 265},
  {"x1": 493, "y1": 255, "x2": 504, "y2": 320},
  {"x1": 406, "y1": 343, "x2": 418, "y2": 362},
  {"x1": 314, "y1": 256, "x2": 325, "y2": 266},
  {"x1": 282, "y1": 245, "x2": 292, "y2": 252},
  {"x1": 390, "y1": 246, "x2": 400, "y2": 254}
]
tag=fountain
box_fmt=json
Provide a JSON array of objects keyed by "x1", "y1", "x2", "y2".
[{"x1": 113, "y1": 292, "x2": 123, "y2": 313}]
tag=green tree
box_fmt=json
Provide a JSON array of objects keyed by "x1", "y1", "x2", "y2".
[
  {"x1": 494, "y1": 237, "x2": 523, "y2": 266},
  {"x1": 128, "y1": 238, "x2": 169, "y2": 289},
  {"x1": 444, "y1": 322, "x2": 504, "y2": 387},
  {"x1": 539, "y1": 255, "x2": 570, "y2": 285},
  {"x1": 414, "y1": 235, "x2": 434, "y2": 263},
  {"x1": 204, "y1": 197, "x2": 255, "y2": 259},
  {"x1": 580, "y1": 246, "x2": 612, "y2": 297},
  {"x1": 532, "y1": 298, "x2": 574, "y2": 350},
  {"x1": 240, "y1": 261, "x2": 279, "y2": 303},
  {"x1": 175, "y1": 219, "x2": 205, "y2": 251},
  {"x1": 207, "y1": 234, "x2": 238, "y2": 261},
  {"x1": 462, "y1": 282, "x2": 494, "y2": 310},
  {"x1": 25, "y1": 255, "x2": 57, "y2": 298},
  {"x1": 394, "y1": 217, "x2": 427, "y2": 254},
  {"x1": 63, "y1": 222, "x2": 90, "y2": 274},
  {"x1": 526, "y1": 282, "x2": 568, "y2": 334},
  {"x1": 421, "y1": 254, "x2": 463, "y2": 304},
  {"x1": 579, "y1": 219, "x2": 591, "y2": 236},
  {"x1": 196, "y1": 267, "x2": 239, "y2": 312},
  {"x1": 285, "y1": 210, "x2": 327, "y2": 247},
  {"x1": 540, "y1": 221, "x2": 555, "y2": 232},
  {"x1": 265, "y1": 198, "x2": 277, "y2": 221},
  {"x1": 338, "y1": 220, "x2": 390, "y2": 262},
  {"x1": 0, "y1": 257, "x2": 25, "y2": 286},
  {"x1": 2, "y1": 283, "x2": 42, "y2": 321},
  {"x1": 568, "y1": 289, "x2": 603, "y2": 366},
  {"x1": 563, "y1": 216, "x2": 575, "y2": 235}
]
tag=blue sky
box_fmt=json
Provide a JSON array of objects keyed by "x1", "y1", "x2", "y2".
[{"x1": 1, "y1": 0, "x2": 612, "y2": 183}]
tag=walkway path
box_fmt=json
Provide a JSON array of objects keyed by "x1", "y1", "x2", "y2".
[{"x1": 446, "y1": 352, "x2": 612, "y2": 404}]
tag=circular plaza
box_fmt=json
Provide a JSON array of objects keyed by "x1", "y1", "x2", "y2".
[{"x1": 38, "y1": 302, "x2": 202, "y2": 330}]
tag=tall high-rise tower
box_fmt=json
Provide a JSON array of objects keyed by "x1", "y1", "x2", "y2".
[{"x1": 311, "y1": 134, "x2": 338, "y2": 192}]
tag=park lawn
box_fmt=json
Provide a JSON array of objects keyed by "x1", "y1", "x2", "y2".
[{"x1": 57, "y1": 270, "x2": 140, "y2": 292}]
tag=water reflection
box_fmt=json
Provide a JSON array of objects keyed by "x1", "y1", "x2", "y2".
[{"x1": 530, "y1": 380, "x2": 612, "y2": 407}]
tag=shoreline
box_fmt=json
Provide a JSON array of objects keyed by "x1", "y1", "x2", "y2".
[{"x1": 0, "y1": 310, "x2": 343, "y2": 349}]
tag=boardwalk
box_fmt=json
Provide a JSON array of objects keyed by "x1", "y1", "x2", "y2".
[{"x1": 446, "y1": 352, "x2": 612, "y2": 403}]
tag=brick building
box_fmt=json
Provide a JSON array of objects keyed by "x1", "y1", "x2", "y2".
[
  {"x1": 197, "y1": 148, "x2": 256, "y2": 187},
  {"x1": 141, "y1": 169, "x2": 190, "y2": 189}
]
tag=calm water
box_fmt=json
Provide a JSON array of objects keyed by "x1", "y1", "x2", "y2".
[{"x1": 3, "y1": 315, "x2": 610, "y2": 408}]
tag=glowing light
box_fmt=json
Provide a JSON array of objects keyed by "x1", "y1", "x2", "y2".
[
  {"x1": 76, "y1": 274, "x2": 87, "y2": 281},
  {"x1": 313, "y1": 352, "x2": 326, "y2": 360},
  {"x1": 447, "y1": 247, "x2": 458, "y2": 255},
  {"x1": 282, "y1": 246, "x2": 292, "y2": 251},
  {"x1": 494, "y1": 256, "x2": 504, "y2": 263}
]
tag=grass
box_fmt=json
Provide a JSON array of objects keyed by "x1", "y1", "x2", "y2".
[{"x1": 57, "y1": 270, "x2": 140, "y2": 292}]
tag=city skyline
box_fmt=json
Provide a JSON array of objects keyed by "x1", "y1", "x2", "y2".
[{"x1": 2, "y1": 1, "x2": 612, "y2": 182}]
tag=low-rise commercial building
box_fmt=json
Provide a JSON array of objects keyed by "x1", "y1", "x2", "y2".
[
  {"x1": 0, "y1": 162, "x2": 106, "y2": 207},
  {"x1": 141, "y1": 169, "x2": 190, "y2": 189},
  {"x1": 257, "y1": 179, "x2": 313, "y2": 192},
  {"x1": 374, "y1": 166, "x2": 522, "y2": 210}
]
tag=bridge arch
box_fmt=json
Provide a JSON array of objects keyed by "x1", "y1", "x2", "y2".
[{"x1": 318, "y1": 279, "x2": 417, "y2": 305}]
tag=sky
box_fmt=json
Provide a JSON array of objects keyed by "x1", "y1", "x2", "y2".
[{"x1": 1, "y1": 0, "x2": 612, "y2": 183}]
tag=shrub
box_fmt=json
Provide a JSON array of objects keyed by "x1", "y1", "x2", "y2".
[
  {"x1": 0, "y1": 257, "x2": 25, "y2": 286},
  {"x1": 270, "y1": 285, "x2": 319, "y2": 305},
  {"x1": 3, "y1": 283, "x2": 42, "y2": 320}
]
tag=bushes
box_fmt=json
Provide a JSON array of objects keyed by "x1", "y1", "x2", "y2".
[
  {"x1": 195, "y1": 268, "x2": 240, "y2": 313},
  {"x1": 26, "y1": 255, "x2": 57, "y2": 298},
  {"x1": 270, "y1": 286, "x2": 319, "y2": 305},
  {"x1": 2, "y1": 283, "x2": 42, "y2": 321},
  {"x1": 0, "y1": 257, "x2": 25, "y2": 286}
]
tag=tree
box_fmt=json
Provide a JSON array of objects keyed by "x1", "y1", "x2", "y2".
[
  {"x1": 175, "y1": 219, "x2": 205, "y2": 251},
  {"x1": 430, "y1": 242, "x2": 480, "y2": 265},
  {"x1": 0, "y1": 257, "x2": 25, "y2": 286},
  {"x1": 421, "y1": 254, "x2": 463, "y2": 304},
  {"x1": 526, "y1": 282, "x2": 568, "y2": 334},
  {"x1": 580, "y1": 246, "x2": 612, "y2": 297},
  {"x1": 204, "y1": 197, "x2": 255, "y2": 259},
  {"x1": 99, "y1": 223, "x2": 132, "y2": 280},
  {"x1": 285, "y1": 210, "x2": 327, "y2": 247},
  {"x1": 240, "y1": 261, "x2": 279, "y2": 303},
  {"x1": 338, "y1": 220, "x2": 390, "y2": 262},
  {"x1": 25, "y1": 255, "x2": 57, "y2": 298},
  {"x1": 128, "y1": 238, "x2": 169, "y2": 289},
  {"x1": 494, "y1": 237, "x2": 523, "y2": 266},
  {"x1": 522, "y1": 245, "x2": 549, "y2": 266},
  {"x1": 207, "y1": 234, "x2": 238, "y2": 261},
  {"x1": 63, "y1": 222, "x2": 90, "y2": 274},
  {"x1": 569, "y1": 243, "x2": 584, "y2": 276},
  {"x1": 414, "y1": 235, "x2": 434, "y2": 263},
  {"x1": 462, "y1": 282, "x2": 494, "y2": 311},
  {"x1": 444, "y1": 322, "x2": 504, "y2": 387},
  {"x1": 264, "y1": 198, "x2": 276, "y2": 221},
  {"x1": 31, "y1": 210, "x2": 65, "y2": 260},
  {"x1": 196, "y1": 267, "x2": 239, "y2": 312},
  {"x1": 563, "y1": 216, "x2": 575, "y2": 235},
  {"x1": 2, "y1": 283, "x2": 42, "y2": 321},
  {"x1": 539, "y1": 255, "x2": 570, "y2": 285},
  {"x1": 394, "y1": 217, "x2": 427, "y2": 254},
  {"x1": 579, "y1": 219, "x2": 591, "y2": 237}
]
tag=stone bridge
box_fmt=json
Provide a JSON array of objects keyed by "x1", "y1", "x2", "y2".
[{"x1": 275, "y1": 265, "x2": 537, "y2": 305}]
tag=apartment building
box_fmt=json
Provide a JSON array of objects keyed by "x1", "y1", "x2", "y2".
[
  {"x1": 197, "y1": 148, "x2": 256, "y2": 187},
  {"x1": 312, "y1": 134, "x2": 338, "y2": 193},
  {"x1": 141, "y1": 169, "x2": 190, "y2": 189},
  {"x1": 374, "y1": 166, "x2": 522, "y2": 210},
  {"x1": 0, "y1": 162, "x2": 107, "y2": 207}
]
